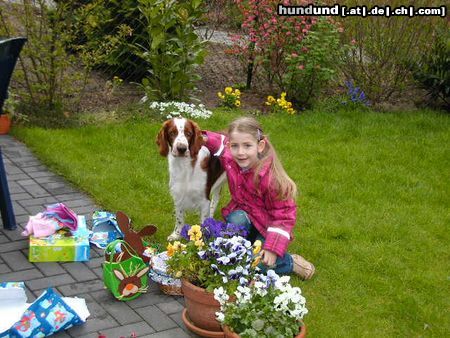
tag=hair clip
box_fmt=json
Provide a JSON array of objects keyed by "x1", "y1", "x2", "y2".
[{"x1": 257, "y1": 128, "x2": 263, "y2": 141}]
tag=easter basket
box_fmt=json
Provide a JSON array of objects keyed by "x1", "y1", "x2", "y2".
[
  {"x1": 103, "y1": 239, "x2": 149, "y2": 301},
  {"x1": 149, "y1": 251, "x2": 182, "y2": 296}
]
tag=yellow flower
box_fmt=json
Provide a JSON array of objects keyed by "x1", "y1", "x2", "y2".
[
  {"x1": 234, "y1": 89, "x2": 241, "y2": 97},
  {"x1": 235, "y1": 100, "x2": 241, "y2": 107},
  {"x1": 265, "y1": 101, "x2": 272, "y2": 106},
  {"x1": 225, "y1": 87, "x2": 233, "y2": 94},
  {"x1": 288, "y1": 108, "x2": 296, "y2": 115},
  {"x1": 194, "y1": 239, "x2": 204, "y2": 247},
  {"x1": 253, "y1": 240, "x2": 262, "y2": 255},
  {"x1": 252, "y1": 255, "x2": 262, "y2": 268},
  {"x1": 175, "y1": 271, "x2": 183, "y2": 278},
  {"x1": 172, "y1": 241, "x2": 186, "y2": 252},
  {"x1": 217, "y1": 92, "x2": 225, "y2": 99},
  {"x1": 281, "y1": 92, "x2": 287, "y2": 98},
  {"x1": 167, "y1": 243, "x2": 175, "y2": 257},
  {"x1": 188, "y1": 225, "x2": 202, "y2": 241},
  {"x1": 267, "y1": 95, "x2": 276, "y2": 103}
]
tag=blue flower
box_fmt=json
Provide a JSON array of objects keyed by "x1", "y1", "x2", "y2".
[
  {"x1": 221, "y1": 222, "x2": 249, "y2": 238},
  {"x1": 344, "y1": 80, "x2": 370, "y2": 106},
  {"x1": 180, "y1": 224, "x2": 191, "y2": 240},
  {"x1": 201, "y1": 218, "x2": 226, "y2": 240}
]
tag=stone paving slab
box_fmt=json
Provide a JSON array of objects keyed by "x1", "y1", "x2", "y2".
[{"x1": 0, "y1": 135, "x2": 198, "y2": 338}]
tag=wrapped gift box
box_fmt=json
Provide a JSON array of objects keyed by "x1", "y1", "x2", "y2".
[{"x1": 29, "y1": 215, "x2": 90, "y2": 262}]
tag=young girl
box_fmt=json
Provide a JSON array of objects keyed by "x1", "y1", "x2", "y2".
[{"x1": 203, "y1": 116, "x2": 315, "y2": 280}]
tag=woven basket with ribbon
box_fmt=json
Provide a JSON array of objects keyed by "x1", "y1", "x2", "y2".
[
  {"x1": 149, "y1": 251, "x2": 182, "y2": 296},
  {"x1": 103, "y1": 239, "x2": 149, "y2": 301}
]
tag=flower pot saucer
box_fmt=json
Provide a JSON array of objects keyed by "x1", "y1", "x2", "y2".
[{"x1": 182, "y1": 308, "x2": 224, "y2": 338}]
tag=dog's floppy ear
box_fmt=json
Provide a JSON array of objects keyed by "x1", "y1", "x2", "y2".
[
  {"x1": 188, "y1": 120, "x2": 203, "y2": 159},
  {"x1": 156, "y1": 120, "x2": 170, "y2": 157}
]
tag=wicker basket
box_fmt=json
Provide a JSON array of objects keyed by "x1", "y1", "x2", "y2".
[
  {"x1": 158, "y1": 282, "x2": 183, "y2": 296},
  {"x1": 149, "y1": 251, "x2": 183, "y2": 296}
]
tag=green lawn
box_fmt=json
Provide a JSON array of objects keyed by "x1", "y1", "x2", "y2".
[{"x1": 12, "y1": 109, "x2": 450, "y2": 337}]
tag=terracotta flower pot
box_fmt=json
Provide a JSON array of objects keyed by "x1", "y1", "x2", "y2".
[
  {"x1": 223, "y1": 324, "x2": 307, "y2": 338},
  {"x1": 0, "y1": 114, "x2": 11, "y2": 134},
  {"x1": 181, "y1": 279, "x2": 223, "y2": 333}
]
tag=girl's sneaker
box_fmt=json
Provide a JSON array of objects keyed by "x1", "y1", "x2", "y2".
[{"x1": 292, "y1": 254, "x2": 315, "y2": 280}]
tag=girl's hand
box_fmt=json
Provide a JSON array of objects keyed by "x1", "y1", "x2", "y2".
[{"x1": 261, "y1": 250, "x2": 277, "y2": 267}]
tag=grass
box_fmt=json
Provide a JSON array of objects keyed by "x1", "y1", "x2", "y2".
[{"x1": 11, "y1": 108, "x2": 450, "y2": 337}]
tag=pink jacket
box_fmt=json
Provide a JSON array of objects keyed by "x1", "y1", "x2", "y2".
[{"x1": 204, "y1": 131, "x2": 297, "y2": 257}]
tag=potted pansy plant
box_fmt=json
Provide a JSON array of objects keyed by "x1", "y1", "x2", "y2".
[
  {"x1": 166, "y1": 218, "x2": 262, "y2": 336},
  {"x1": 214, "y1": 270, "x2": 308, "y2": 338}
]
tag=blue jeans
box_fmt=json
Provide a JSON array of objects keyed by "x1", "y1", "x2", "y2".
[{"x1": 226, "y1": 210, "x2": 294, "y2": 275}]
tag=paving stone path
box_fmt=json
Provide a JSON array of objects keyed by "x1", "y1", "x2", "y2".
[{"x1": 0, "y1": 135, "x2": 197, "y2": 338}]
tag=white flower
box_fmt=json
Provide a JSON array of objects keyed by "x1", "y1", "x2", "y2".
[
  {"x1": 274, "y1": 275, "x2": 290, "y2": 290},
  {"x1": 253, "y1": 281, "x2": 268, "y2": 296},
  {"x1": 215, "y1": 311, "x2": 225, "y2": 322},
  {"x1": 213, "y1": 287, "x2": 229, "y2": 306},
  {"x1": 235, "y1": 285, "x2": 251, "y2": 304},
  {"x1": 147, "y1": 101, "x2": 213, "y2": 119},
  {"x1": 217, "y1": 256, "x2": 231, "y2": 264}
]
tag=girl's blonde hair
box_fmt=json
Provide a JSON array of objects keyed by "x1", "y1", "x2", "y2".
[{"x1": 228, "y1": 116, "x2": 297, "y2": 200}]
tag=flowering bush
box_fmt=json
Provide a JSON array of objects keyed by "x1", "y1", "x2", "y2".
[
  {"x1": 215, "y1": 270, "x2": 308, "y2": 338},
  {"x1": 265, "y1": 92, "x2": 296, "y2": 115},
  {"x1": 218, "y1": 87, "x2": 241, "y2": 108},
  {"x1": 166, "y1": 218, "x2": 261, "y2": 293},
  {"x1": 230, "y1": 0, "x2": 345, "y2": 107},
  {"x1": 144, "y1": 101, "x2": 213, "y2": 119},
  {"x1": 230, "y1": 0, "x2": 315, "y2": 88},
  {"x1": 284, "y1": 16, "x2": 345, "y2": 108}
]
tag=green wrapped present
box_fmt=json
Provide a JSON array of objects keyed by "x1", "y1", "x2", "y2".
[{"x1": 29, "y1": 216, "x2": 90, "y2": 262}]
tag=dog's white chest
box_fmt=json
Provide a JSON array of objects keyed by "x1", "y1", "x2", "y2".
[{"x1": 168, "y1": 148, "x2": 209, "y2": 209}]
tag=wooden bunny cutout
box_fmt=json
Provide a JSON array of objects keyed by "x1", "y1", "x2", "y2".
[{"x1": 114, "y1": 211, "x2": 157, "y2": 264}]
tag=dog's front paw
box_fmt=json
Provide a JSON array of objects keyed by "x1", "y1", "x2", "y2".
[{"x1": 167, "y1": 231, "x2": 182, "y2": 242}]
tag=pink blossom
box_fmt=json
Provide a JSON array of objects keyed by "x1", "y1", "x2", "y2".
[{"x1": 298, "y1": 65, "x2": 305, "y2": 70}]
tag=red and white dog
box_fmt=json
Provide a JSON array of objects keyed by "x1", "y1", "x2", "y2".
[{"x1": 156, "y1": 117, "x2": 226, "y2": 241}]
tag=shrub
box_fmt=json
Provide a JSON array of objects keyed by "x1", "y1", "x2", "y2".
[
  {"x1": 230, "y1": 0, "x2": 344, "y2": 108},
  {"x1": 0, "y1": 1, "x2": 87, "y2": 123},
  {"x1": 339, "y1": 0, "x2": 444, "y2": 104},
  {"x1": 410, "y1": 26, "x2": 449, "y2": 111},
  {"x1": 283, "y1": 16, "x2": 344, "y2": 108},
  {"x1": 57, "y1": 0, "x2": 150, "y2": 80},
  {"x1": 136, "y1": 0, "x2": 207, "y2": 101}
]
